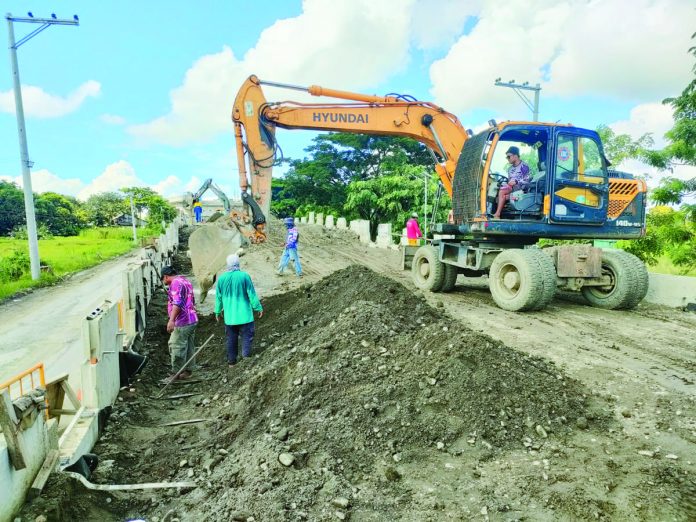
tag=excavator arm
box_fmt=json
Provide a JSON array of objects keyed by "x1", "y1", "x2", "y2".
[{"x1": 232, "y1": 75, "x2": 469, "y2": 241}]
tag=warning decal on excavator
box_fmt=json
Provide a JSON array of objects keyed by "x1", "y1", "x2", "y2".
[{"x1": 245, "y1": 101, "x2": 254, "y2": 117}]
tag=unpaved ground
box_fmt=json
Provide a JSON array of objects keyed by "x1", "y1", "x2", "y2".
[{"x1": 19, "y1": 223, "x2": 696, "y2": 521}]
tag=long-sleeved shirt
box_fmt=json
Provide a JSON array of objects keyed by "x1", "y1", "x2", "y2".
[
  {"x1": 285, "y1": 226, "x2": 299, "y2": 248},
  {"x1": 214, "y1": 270, "x2": 263, "y2": 325},
  {"x1": 167, "y1": 276, "x2": 198, "y2": 327},
  {"x1": 406, "y1": 218, "x2": 422, "y2": 240}
]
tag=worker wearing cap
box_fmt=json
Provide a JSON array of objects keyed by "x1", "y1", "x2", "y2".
[
  {"x1": 493, "y1": 146, "x2": 531, "y2": 219},
  {"x1": 215, "y1": 254, "x2": 263, "y2": 367},
  {"x1": 406, "y1": 212, "x2": 423, "y2": 246},
  {"x1": 277, "y1": 217, "x2": 303, "y2": 277},
  {"x1": 161, "y1": 266, "x2": 198, "y2": 380}
]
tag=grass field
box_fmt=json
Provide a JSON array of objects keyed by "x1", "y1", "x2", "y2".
[
  {"x1": 0, "y1": 227, "x2": 158, "y2": 300},
  {"x1": 648, "y1": 256, "x2": 696, "y2": 277}
]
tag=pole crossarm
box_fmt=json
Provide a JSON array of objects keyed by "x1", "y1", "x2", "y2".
[{"x1": 494, "y1": 79, "x2": 542, "y2": 122}]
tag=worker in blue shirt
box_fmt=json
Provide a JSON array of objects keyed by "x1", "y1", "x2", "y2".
[{"x1": 277, "y1": 217, "x2": 303, "y2": 277}]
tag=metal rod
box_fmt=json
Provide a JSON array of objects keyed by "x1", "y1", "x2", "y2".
[
  {"x1": 259, "y1": 79, "x2": 308, "y2": 92},
  {"x1": 428, "y1": 123, "x2": 448, "y2": 161},
  {"x1": 155, "y1": 334, "x2": 215, "y2": 398}
]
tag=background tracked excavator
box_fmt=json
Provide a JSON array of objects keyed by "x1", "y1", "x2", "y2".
[{"x1": 193, "y1": 74, "x2": 649, "y2": 311}]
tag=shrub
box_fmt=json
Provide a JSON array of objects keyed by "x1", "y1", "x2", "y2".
[{"x1": 0, "y1": 250, "x2": 30, "y2": 282}]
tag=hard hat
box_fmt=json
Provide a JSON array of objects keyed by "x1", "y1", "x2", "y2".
[
  {"x1": 284, "y1": 217, "x2": 294, "y2": 226},
  {"x1": 411, "y1": 212, "x2": 418, "y2": 218}
]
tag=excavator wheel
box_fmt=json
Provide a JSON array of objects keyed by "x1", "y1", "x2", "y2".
[
  {"x1": 488, "y1": 249, "x2": 554, "y2": 312},
  {"x1": 581, "y1": 250, "x2": 645, "y2": 310},
  {"x1": 411, "y1": 245, "x2": 445, "y2": 292},
  {"x1": 441, "y1": 264, "x2": 458, "y2": 293}
]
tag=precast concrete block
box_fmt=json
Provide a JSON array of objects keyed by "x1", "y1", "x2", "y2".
[
  {"x1": 325, "y1": 215, "x2": 335, "y2": 229},
  {"x1": 300, "y1": 217, "x2": 308, "y2": 224},
  {"x1": 81, "y1": 301, "x2": 121, "y2": 410},
  {"x1": 336, "y1": 217, "x2": 347, "y2": 229},
  {"x1": 376, "y1": 223, "x2": 393, "y2": 248},
  {"x1": 646, "y1": 273, "x2": 696, "y2": 308},
  {"x1": 308, "y1": 212, "x2": 316, "y2": 225},
  {"x1": 350, "y1": 220, "x2": 371, "y2": 244},
  {"x1": 400, "y1": 228, "x2": 408, "y2": 245},
  {"x1": 316, "y1": 213, "x2": 324, "y2": 227}
]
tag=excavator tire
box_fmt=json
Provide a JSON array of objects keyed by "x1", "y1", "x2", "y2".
[
  {"x1": 441, "y1": 264, "x2": 459, "y2": 293},
  {"x1": 488, "y1": 249, "x2": 551, "y2": 311},
  {"x1": 411, "y1": 245, "x2": 445, "y2": 292},
  {"x1": 527, "y1": 249, "x2": 558, "y2": 311},
  {"x1": 581, "y1": 250, "x2": 638, "y2": 310},
  {"x1": 612, "y1": 250, "x2": 649, "y2": 309}
]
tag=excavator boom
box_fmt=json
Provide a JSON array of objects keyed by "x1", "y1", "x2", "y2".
[{"x1": 232, "y1": 75, "x2": 468, "y2": 240}]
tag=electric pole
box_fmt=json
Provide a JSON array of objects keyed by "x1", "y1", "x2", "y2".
[
  {"x1": 494, "y1": 78, "x2": 541, "y2": 122},
  {"x1": 6, "y1": 12, "x2": 79, "y2": 280}
]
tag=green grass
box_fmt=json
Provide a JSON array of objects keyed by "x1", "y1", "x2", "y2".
[
  {"x1": 647, "y1": 256, "x2": 696, "y2": 277},
  {"x1": 0, "y1": 227, "x2": 159, "y2": 300}
]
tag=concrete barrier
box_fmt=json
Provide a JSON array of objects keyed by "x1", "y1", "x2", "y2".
[
  {"x1": 336, "y1": 217, "x2": 347, "y2": 229},
  {"x1": 308, "y1": 211, "x2": 316, "y2": 225},
  {"x1": 376, "y1": 223, "x2": 393, "y2": 248},
  {"x1": 350, "y1": 219, "x2": 371, "y2": 244},
  {"x1": 0, "y1": 409, "x2": 58, "y2": 522},
  {"x1": 316, "y1": 213, "x2": 324, "y2": 227},
  {"x1": 325, "y1": 215, "x2": 335, "y2": 229},
  {"x1": 646, "y1": 273, "x2": 696, "y2": 308},
  {"x1": 122, "y1": 263, "x2": 147, "y2": 345}
]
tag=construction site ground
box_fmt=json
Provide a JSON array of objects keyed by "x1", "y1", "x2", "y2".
[{"x1": 20, "y1": 223, "x2": 696, "y2": 521}]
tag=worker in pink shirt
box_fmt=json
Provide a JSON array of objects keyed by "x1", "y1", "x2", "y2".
[{"x1": 406, "y1": 212, "x2": 423, "y2": 246}]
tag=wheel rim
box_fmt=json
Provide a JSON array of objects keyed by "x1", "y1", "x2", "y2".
[
  {"x1": 419, "y1": 259, "x2": 431, "y2": 278},
  {"x1": 496, "y1": 262, "x2": 521, "y2": 299},
  {"x1": 588, "y1": 263, "x2": 617, "y2": 298}
]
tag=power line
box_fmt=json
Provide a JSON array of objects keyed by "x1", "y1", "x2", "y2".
[{"x1": 494, "y1": 78, "x2": 541, "y2": 122}]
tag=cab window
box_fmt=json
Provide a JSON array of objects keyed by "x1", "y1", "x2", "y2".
[{"x1": 556, "y1": 134, "x2": 606, "y2": 184}]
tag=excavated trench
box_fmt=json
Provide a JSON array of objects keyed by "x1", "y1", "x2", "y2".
[{"x1": 19, "y1": 230, "x2": 694, "y2": 522}]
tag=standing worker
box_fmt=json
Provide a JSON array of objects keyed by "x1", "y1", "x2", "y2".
[
  {"x1": 161, "y1": 266, "x2": 198, "y2": 380},
  {"x1": 215, "y1": 254, "x2": 263, "y2": 367},
  {"x1": 277, "y1": 217, "x2": 303, "y2": 277},
  {"x1": 193, "y1": 199, "x2": 203, "y2": 223},
  {"x1": 406, "y1": 212, "x2": 423, "y2": 246}
]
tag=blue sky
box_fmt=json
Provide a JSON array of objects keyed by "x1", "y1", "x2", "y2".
[{"x1": 1, "y1": 0, "x2": 694, "y2": 201}]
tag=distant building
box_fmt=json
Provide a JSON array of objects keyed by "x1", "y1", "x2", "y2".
[{"x1": 114, "y1": 213, "x2": 147, "y2": 227}]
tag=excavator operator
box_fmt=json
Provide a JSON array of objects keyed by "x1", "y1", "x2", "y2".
[{"x1": 492, "y1": 146, "x2": 531, "y2": 219}]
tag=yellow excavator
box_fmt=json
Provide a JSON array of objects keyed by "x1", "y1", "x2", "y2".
[{"x1": 192, "y1": 74, "x2": 649, "y2": 311}]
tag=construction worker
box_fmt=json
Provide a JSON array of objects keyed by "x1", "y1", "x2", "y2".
[
  {"x1": 215, "y1": 254, "x2": 263, "y2": 367},
  {"x1": 406, "y1": 212, "x2": 423, "y2": 246},
  {"x1": 193, "y1": 199, "x2": 203, "y2": 223},
  {"x1": 277, "y1": 217, "x2": 303, "y2": 277},
  {"x1": 493, "y1": 146, "x2": 531, "y2": 219},
  {"x1": 161, "y1": 266, "x2": 198, "y2": 380}
]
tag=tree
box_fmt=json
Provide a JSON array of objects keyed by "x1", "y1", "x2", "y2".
[
  {"x1": 0, "y1": 181, "x2": 26, "y2": 236},
  {"x1": 82, "y1": 192, "x2": 128, "y2": 227},
  {"x1": 121, "y1": 186, "x2": 176, "y2": 226},
  {"x1": 34, "y1": 192, "x2": 84, "y2": 236},
  {"x1": 644, "y1": 32, "x2": 696, "y2": 169},
  {"x1": 596, "y1": 125, "x2": 654, "y2": 167},
  {"x1": 271, "y1": 132, "x2": 435, "y2": 217}
]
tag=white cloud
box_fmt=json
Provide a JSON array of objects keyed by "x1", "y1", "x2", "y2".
[
  {"x1": 430, "y1": 0, "x2": 696, "y2": 114},
  {"x1": 410, "y1": 0, "x2": 482, "y2": 50},
  {"x1": 0, "y1": 169, "x2": 85, "y2": 197},
  {"x1": 101, "y1": 113, "x2": 126, "y2": 125},
  {"x1": 0, "y1": 81, "x2": 101, "y2": 118},
  {"x1": 128, "y1": 0, "x2": 419, "y2": 145},
  {"x1": 77, "y1": 160, "x2": 145, "y2": 200},
  {"x1": 610, "y1": 102, "x2": 674, "y2": 148}
]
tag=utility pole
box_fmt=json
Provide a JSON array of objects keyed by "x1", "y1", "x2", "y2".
[
  {"x1": 494, "y1": 78, "x2": 541, "y2": 122},
  {"x1": 6, "y1": 12, "x2": 79, "y2": 280},
  {"x1": 129, "y1": 196, "x2": 138, "y2": 243}
]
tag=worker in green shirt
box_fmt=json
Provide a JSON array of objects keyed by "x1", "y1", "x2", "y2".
[{"x1": 215, "y1": 254, "x2": 263, "y2": 367}]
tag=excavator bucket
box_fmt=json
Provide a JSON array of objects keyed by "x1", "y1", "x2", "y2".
[{"x1": 188, "y1": 219, "x2": 250, "y2": 301}]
